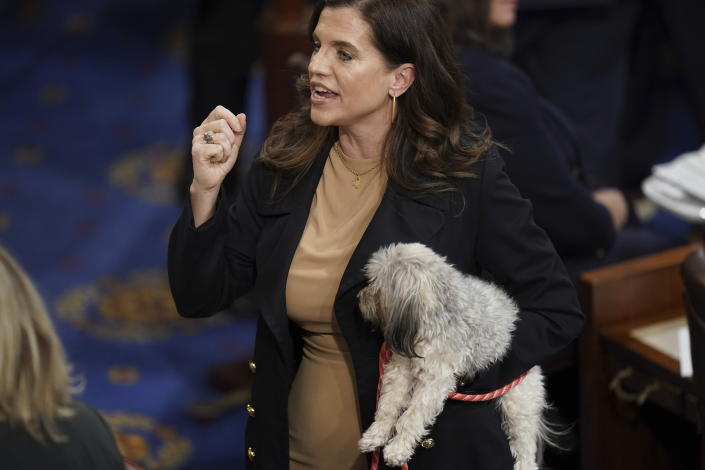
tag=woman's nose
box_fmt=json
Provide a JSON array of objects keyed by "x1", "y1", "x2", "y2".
[{"x1": 308, "y1": 49, "x2": 329, "y2": 76}]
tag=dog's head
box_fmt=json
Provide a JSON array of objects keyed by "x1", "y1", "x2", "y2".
[{"x1": 358, "y1": 243, "x2": 452, "y2": 358}]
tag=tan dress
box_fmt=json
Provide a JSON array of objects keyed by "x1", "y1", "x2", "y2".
[{"x1": 286, "y1": 143, "x2": 386, "y2": 470}]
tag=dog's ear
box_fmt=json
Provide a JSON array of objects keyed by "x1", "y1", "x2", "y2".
[
  {"x1": 384, "y1": 292, "x2": 422, "y2": 358},
  {"x1": 357, "y1": 285, "x2": 380, "y2": 327}
]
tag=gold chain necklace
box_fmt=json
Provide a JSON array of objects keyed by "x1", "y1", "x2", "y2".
[{"x1": 334, "y1": 142, "x2": 381, "y2": 189}]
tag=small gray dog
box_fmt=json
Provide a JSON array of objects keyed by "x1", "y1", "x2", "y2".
[{"x1": 357, "y1": 243, "x2": 549, "y2": 469}]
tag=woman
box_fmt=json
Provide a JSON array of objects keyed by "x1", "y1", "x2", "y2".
[
  {"x1": 446, "y1": 0, "x2": 678, "y2": 282},
  {"x1": 0, "y1": 245, "x2": 124, "y2": 469},
  {"x1": 168, "y1": 0, "x2": 583, "y2": 468}
]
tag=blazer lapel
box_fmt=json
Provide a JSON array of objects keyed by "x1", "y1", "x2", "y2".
[
  {"x1": 251, "y1": 140, "x2": 450, "y2": 378},
  {"x1": 333, "y1": 180, "x2": 450, "y2": 428},
  {"x1": 336, "y1": 182, "x2": 450, "y2": 299},
  {"x1": 253, "y1": 142, "x2": 332, "y2": 365}
]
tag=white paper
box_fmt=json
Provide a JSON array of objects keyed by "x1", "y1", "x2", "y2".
[
  {"x1": 678, "y1": 325, "x2": 693, "y2": 378},
  {"x1": 629, "y1": 317, "x2": 693, "y2": 377}
]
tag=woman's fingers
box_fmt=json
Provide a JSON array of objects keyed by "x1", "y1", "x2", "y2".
[
  {"x1": 192, "y1": 142, "x2": 224, "y2": 164},
  {"x1": 195, "y1": 112, "x2": 247, "y2": 158},
  {"x1": 194, "y1": 119, "x2": 237, "y2": 147},
  {"x1": 188, "y1": 106, "x2": 245, "y2": 191},
  {"x1": 234, "y1": 113, "x2": 247, "y2": 142},
  {"x1": 202, "y1": 105, "x2": 243, "y2": 135},
  {"x1": 195, "y1": 132, "x2": 232, "y2": 163}
]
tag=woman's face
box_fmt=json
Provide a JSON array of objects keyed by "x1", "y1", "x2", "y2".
[
  {"x1": 308, "y1": 7, "x2": 396, "y2": 130},
  {"x1": 489, "y1": 0, "x2": 518, "y2": 28}
]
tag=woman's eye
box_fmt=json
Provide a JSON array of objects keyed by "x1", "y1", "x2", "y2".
[
  {"x1": 338, "y1": 50, "x2": 353, "y2": 61},
  {"x1": 312, "y1": 42, "x2": 321, "y2": 52}
]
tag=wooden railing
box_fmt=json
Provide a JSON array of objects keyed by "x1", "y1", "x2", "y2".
[{"x1": 579, "y1": 243, "x2": 702, "y2": 470}]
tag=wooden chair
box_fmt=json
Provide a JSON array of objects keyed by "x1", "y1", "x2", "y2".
[
  {"x1": 682, "y1": 247, "x2": 705, "y2": 470},
  {"x1": 579, "y1": 243, "x2": 701, "y2": 470}
]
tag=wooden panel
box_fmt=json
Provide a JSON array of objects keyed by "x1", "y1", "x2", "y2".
[
  {"x1": 601, "y1": 309, "x2": 685, "y2": 376},
  {"x1": 273, "y1": 0, "x2": 308, "y2": 25},
  {"x1": 601, "y1": 331, "x2": 697, "y2": 423},
  {"x1": 259, "y1": 1, "x2": 312, "y2": 129},
  {"x1": 579, "y1": 243, "x2": 701, "y2": 470},
  {"x1": 580, "y1": 244, "x2": 698, "y2": 327}
]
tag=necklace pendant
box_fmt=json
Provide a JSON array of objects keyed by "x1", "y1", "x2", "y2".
[{"x1": 352, "y1": 175, "x2": 361, "y2": 189}]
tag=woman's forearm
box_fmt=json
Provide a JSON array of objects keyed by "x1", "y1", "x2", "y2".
[{"x1": 190, "y1": 182, "x2": 220, "y2": 228}]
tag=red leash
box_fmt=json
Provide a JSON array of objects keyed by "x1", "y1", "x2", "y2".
[{"x1": 369, "y1": 343, "x2": 528, "y2": 470}]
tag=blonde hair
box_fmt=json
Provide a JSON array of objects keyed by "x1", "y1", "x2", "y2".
[{"x1": 0, "y1": 245, "x2": 80, "y2": 443}]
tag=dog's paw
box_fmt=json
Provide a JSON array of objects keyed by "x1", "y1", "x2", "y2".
[
  {"x1": 358, "y1": 434, "x2": 382, "y2": 453},
  {"x1": 358, "y1": 423, "x2": 392, "y2": 452},
  {"x1": 382, "y1": 437, "x2": 415, "y2": 467}
]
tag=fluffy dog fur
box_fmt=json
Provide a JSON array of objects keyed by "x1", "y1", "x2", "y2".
[{"x1": 357, "y1": 242, "x2": 549, "y2": 469}]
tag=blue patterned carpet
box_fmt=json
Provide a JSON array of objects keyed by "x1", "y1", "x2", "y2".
[{"x1": 0, "y1": 2, "x2": 263, "y2": 468}]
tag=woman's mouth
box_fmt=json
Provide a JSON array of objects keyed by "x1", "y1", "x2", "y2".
[{"x1": 311, "y1": 85, "x2": 339, "y2": 105}]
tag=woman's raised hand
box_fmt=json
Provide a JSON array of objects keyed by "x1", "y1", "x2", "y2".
[{"x1": 191, "y1": 106, "x2": 247, "y2": 193}]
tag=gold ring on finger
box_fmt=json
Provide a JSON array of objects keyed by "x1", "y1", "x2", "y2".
[{"x1": 203, "y1": 130, "x2": 215, "y2": 144}]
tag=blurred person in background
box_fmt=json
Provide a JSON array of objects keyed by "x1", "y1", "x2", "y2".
[
  {"x1": 512, "y1": 0, "x2": 705, "y2": 191},
  {"x1": 0, "y1": 245, "x2": 124, "y2": 470},
  {"x1": 616, "y1": 0, "x2": 705, "y2": 188},
  {"x1": 443, "y1": 2, "x2": 686, "y2": 468},
  {"x1": 510, "y1": 0, "x2": 638, "y2": 189},
  {"x1": 445, "y1": 0, "x2": 679, "y2": 286}
]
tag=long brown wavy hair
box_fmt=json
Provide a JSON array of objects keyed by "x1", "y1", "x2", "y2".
[{"x1": 258, "y1": 0, "x2": 494, "y2": 198}]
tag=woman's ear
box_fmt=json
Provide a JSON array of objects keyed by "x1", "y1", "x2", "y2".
[{"x1": 390, "y1": 63, "x2": 416, "y2": 98}]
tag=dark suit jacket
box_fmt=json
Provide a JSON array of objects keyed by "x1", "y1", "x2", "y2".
[
  {"x1": 462, "y1": 47, "x2": 616, "y2": 260},
  {"x1": 168, "y1": 142, "x2": 583, "y2": 469},
  {"x1": 0, "y1": 400, "x2": 124, "y2": 470},
  {"x1": 512, "y1": 0, "x2": 638, "y2": 187}
]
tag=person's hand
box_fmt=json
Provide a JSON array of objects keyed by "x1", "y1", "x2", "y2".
[
  {"x1": 592, "y1": 188, "x2": 628, "y2": 230},
  {"x1": 191, "y1": 106, "x2": 246, "y2": 193}
]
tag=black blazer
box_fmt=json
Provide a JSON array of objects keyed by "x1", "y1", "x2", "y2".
[
  {"x1": 461, "y1": 47, "x2": 616, "y2": 260},
  {"x1": 168, "y1": 143, "x2": 583, "y2": 469},
  {"x1": 0, "y1": 401, "x2": 124, "y2": 470}
]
